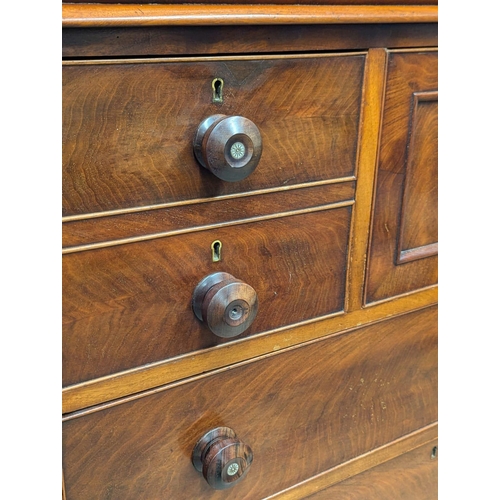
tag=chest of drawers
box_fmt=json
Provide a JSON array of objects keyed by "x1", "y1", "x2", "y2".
[{"x1": 62, "y1": 3, "x2": 438, "y2": 498}]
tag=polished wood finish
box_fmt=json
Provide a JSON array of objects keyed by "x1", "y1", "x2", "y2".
[
  {"x1": 192, "y1": 427, "x2": 254, "y2": 490},
  {"x1": 63, "y1": 286, "x2": 436, "y2": 414},
  {"x1": 62, "y1": 5, "x2": 438, "y2": 28},
  {"x1": 194, "y1": 114, "x2": 263, "y2": 182},
  {"x1": 346, "y1": 48, "x2": 387, "y2": 312},
  {"x1": 62, "y1": 306, "x2": 437, "y2": 499},
  {"x1": 192, "y1": 272, "x2": 259, "y2": 338},
  {"x1": 306, "y1": 438, "x2": 438, "y2": 499},
  {"x1": 63, "y1": 54, "x2": 364, "y2": 217},
  {"x1": 63, "y1": 207, "x2": 351, "y2": 386},
  {"x1": 62, "y1": 182, "x2": 355, "y2": 249},
  {"x1": 365, "y1": 50, "x2": 438, "y2": 304},
  {"x1": 62, "y1": 7, "x2": 437, "y2": 497},
  {"x1": 268, "y1": 423, "x2": 437, "y2": 499},
  {"x1": 62, "y1": 24, "x2": 438, "y2": 59},
  {"x1": 66, "y1": 0, "x2": 438, "y2": 4}
]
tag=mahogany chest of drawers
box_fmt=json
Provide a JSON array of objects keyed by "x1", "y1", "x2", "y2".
[{"x1": 62, "y1": 3, "x2": 438, "y2": 498}]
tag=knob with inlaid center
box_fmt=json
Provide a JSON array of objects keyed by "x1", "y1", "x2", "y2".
[
  {"x1": 192, "y1": 272, "x2": 258, "y2": 338},
  {"x1": 192, "y1": 427, "x2": 254, "y2": 490},
  {"x1": 193, "y1": 115, "x2": 263, "y2": 181}
]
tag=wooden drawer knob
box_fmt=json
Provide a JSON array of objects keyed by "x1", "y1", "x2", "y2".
[
  {"x1": 192, "y1": 272, "x2": 258, "y2": 338},
  {"x1": 192, "y1": 427, "x2": 254, "y2": 490},
  {"x1": 193, "y1": 114, "x2": 263, "y2": 181}
]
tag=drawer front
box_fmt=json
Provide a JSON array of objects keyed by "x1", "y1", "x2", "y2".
[
  {"x1": 365, "y1": 50, "x2": 437, "y2": 303},
  {"x1": 62, "y1": 306, "x2": 438, "y2": 499},
  {"x1": 307, "y1": 438, "x2": 438, "y2": 499},
  {"x1": 63, "y1": 206, "x2": 351, "y2": 386},
  {"x1": 62, "y1": 54, "x2": 364, "y2": 216}
]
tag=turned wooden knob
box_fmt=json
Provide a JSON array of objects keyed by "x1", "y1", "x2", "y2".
[
  {"x1": 192, "y1": 272, "x2": 258, "y2": 338},
  {"x1": 193, "y1": 114, "x2": 263, "y2": 181},
  {"x1": 192, "y1": 427, "x2": 254, "y2": 490}
]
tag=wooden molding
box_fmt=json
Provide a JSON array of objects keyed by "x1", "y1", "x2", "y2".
[
  {"x1": 63, "y1": 287, "x2": 437, "y2": 414},
  {"x1": 268, "y1": 422, "x2": 437, "y2": 499},
  {"x1": 345, "y1": 48, "x2": 387, "y2": 312},
  {"x1": 62, "y1": 5, "x2": 438, "y2": 28},
  {"x1": 396, "y1": 90, "x2": 438, "y2": 264}
]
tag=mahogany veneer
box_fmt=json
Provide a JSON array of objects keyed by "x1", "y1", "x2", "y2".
[{"x1": 62, "y1": 4, "x2": 438, "y2": 498}]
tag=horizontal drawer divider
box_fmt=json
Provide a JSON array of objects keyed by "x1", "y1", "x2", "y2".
[
  {"x1": 62, "y1": 286, "x2": 437, "y2": 416},
  {"x1": 63, "y1": 198, "x2": 355, "y2": 254},
  {"x1": 62, "y1": 177, "x2": 356, "y2": 223}
]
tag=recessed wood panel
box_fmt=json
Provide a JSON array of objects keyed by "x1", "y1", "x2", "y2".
[
  {"x1": 398, "y1": 92, "x2": 438, "y2": 263},
  {"x1": 62, "y1": 306, "x2": 437, "y2": 500},
  {"x1": 306, "y1": 439, "x2": 438, "y2": 499},
  {"x1": 63, "y1": 207, "x2": 351, "y2": 386},
  {"x1": 62, "y1": 54, "x2": 364, "y2": 216},
  {"x1": 365, "y1": 50, "x2": 437, "y2": 304}
]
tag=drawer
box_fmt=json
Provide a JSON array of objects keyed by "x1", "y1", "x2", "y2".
[
  {"x1": 62, "y1": 53, "x2": 365, "y2": 217},
  {"x1": 365, "y1": 50, "x2": 437, "y2": 303},
  {"x1": 62, "y1": 306, "x2": 438, "y2": 499},
  {"x1": 307, "y1": 438, "x2": 438, "y2": 499},
  {"x1": 63, "y1": 204, "x2": 352, "y2": 386}
]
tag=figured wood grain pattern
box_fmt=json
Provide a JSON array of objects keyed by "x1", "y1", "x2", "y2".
[
  {"x1": 397, "y1": 91, "x2": 438, "y2": 263},
  {"x1": 63, "y1": 285, "x2": 436, "y2": 415},
  {"x1": 62, "y1": 306, "x2": 437, "y2": 500},
  {"x1": 63, "y1": 55, "x2": 364, "y2": 216},
  {"x1": 62, "y1": 24, "x2": 438, "y2": 59},
  {"x1": 62, "y1": 182, "x2": 355, "y2": 249},
  {"x1": 345, "y1": 48, "x2": 387, "y2": 312},
  {"x1": 62, "y1": 5, "x2": 438, "y2": 28},
  {"x1": 365, "y1": 50, "x2": 438, "y2": 304},
  {"x1": 63, "y1": 207, "x2": 351, "y2": 386},
  {"x1": 268, "y1": 423, "x2": 437, "y2": 499},
  {"x1": 304, "y1": 438, "x2": 437, "y2": 499}
]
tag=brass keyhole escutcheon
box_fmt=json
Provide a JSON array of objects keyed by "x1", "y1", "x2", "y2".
[
  {"x1": 211, "y1": 240, "x2": 222, "y2": 262},
  {"x1": 212, "y1": 78, "x2": 224, "y2": 103}
]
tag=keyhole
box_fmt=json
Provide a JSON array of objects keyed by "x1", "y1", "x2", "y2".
[
  {"x1": 211, "y1": 240, "x2": 222, "y2": 262},
  {"x1": 212, "y1": 78, "x2": 224, "y2": 103},
  {"x1": 430, "y1": 446, "x2": 438, "y2": 459}
]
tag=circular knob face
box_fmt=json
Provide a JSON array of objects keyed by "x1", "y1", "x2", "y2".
[
  {"x1": 192, "y1": 273, "x2": 258, "y2": 338},
  {"x1": 193, "y1": 115, "x2": 263, "y2": 182},
  {"x1": 192, "y1": 427, "x2": 254, "y2": 490}
]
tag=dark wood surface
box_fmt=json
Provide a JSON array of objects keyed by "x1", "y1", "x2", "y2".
[
  {"x1": 306, "y1": 438, "x2": 438, "y2": 499},
  {"x1": 63, "y1": 54, "x2": 364, "y2": 217},
  {"x1": 365, "y1": 50, "x2": 438, "y2": 304},
  {"x1": 63, "y1": 24, "x2": 438, "y2": 59},
  {"x1": 62, "y1": 16, "x2": 438, "y2": 498},
  {"x1": 62, "y1": 306, "x2": 437, "y2": 500},
  {"x1": 62, "y1": 182, "x2": 355, "y2": 248},
  {"x1": 63, "y1": 207, "x2": 351, "y2": 386}
]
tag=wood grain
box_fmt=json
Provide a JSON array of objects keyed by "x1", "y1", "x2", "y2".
[
  {"x1": 63, "y1": 207, "x2": 351, "y2": 386},
  {"x1": 268, "y1": 424, "x2": 437, "y2": 499},
  {"x1": 345, "y1": 48, "x2": 387, "y2": 312},
  {"x1": 304, "y1": 437, "x2": 437, "y2": 499},
  {"x1": 62, "y1": 5, "x2": 438, "y2": 28},
  {"x1": 397, "y1": 91, "x2": 438, "y2": 263},
  {"x1": 62, "y1": 306, "x2": 437, "y2": 499},
  {"x1": 365, "y1": 50, "x2": 438, "y2": 304},
  {"x1": 62, "y1": 287, "x2": 436, "y2": 415},
  {"x1": 63, "y1": 54, "x2": 364, "y2": 216},
  {"x1": 62, "y1": 24, "x2": 438, "y2": 59},
  {"x1": 64, "y1": 0, "x2": 438, "y2": 4},
  {"x1": 62, "y1": 182, "x2": 355, "y2": 249}
]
